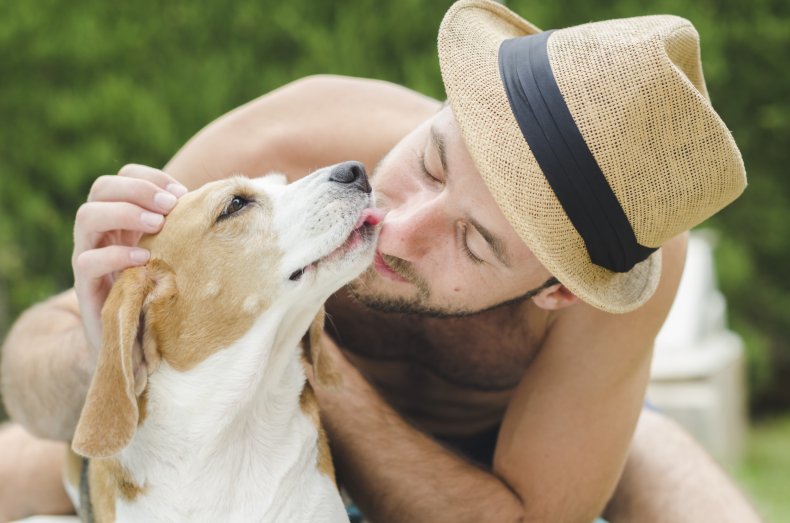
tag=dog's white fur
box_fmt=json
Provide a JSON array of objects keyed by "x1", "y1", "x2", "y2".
[
  {"x1": 113, "y1": 317, "x2": 341, "y2": 522},
  {"x1": 63, "y1": 166, "x2": 380, "y2": 522}
]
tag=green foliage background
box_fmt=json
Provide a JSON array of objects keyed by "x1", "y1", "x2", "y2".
[{"x1": 0, "y1": 0, "x2": 787, "y2": 420}]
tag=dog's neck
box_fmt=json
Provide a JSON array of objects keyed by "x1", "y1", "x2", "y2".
[
  {"x1": 116, "y1": 306, "x2": 335, "y2": 519},
  {"x1": 145, "y1": 306, "x2": 312, "y2": 433}
]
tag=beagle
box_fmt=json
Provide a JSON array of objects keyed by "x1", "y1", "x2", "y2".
[{"x1": 65, "y1": 162, "x2": 381, "y2": 522}]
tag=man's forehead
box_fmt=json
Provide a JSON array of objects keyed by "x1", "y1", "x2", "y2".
[
  {"x1": 433, "y1": 103, "x2": 459, "y2": 130},
  {"x1": 431, "y1": 106, "x2": 477, "y2": 171}
]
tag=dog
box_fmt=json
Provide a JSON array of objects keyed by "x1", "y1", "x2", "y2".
[{"x1": 63, "y1": 161, "x2": 381, "y2": 522}]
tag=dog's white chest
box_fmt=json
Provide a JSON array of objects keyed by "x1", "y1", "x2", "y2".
[
  {"x1": 115, "y1": 466, "x2": 348, "y2": 523},
  {"x1": 111, "y1": 327, "x2": 349, "y2": 523}
]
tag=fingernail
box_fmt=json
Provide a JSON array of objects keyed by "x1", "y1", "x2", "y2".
[
  {"x1": 141, "y1": 211, "x2": 164, "y2": 228},
  {"x1": 154, "y1": 191, "x2": 177, "y2": 211},
  {"x1": 130, "y1": 249, "x2": 150, "y2": 264},
  {"x1": 166, "y1": 183, "x2": 188, "y2": 198}
]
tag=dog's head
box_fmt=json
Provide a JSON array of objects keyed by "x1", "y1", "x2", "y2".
[{"x1": 72, "y1": 162, "x2": 381, "y2": 458}]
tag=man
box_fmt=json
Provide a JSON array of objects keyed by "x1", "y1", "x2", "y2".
[{"x1": 0, "y1": 0, "x2": 762, "y2": 521}]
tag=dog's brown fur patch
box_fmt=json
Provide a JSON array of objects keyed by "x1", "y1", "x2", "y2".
[
  {"x1": 299, "y1": 383, "x2": 336, "y2": 480},
  {"x1": 89, "y1": 457, "x2": 145, "y2": 521},
  {"x1": 299, "y1": 310, "x2": 340, "y2": 481},
  {"x1": 301, "y1": 309, "x2": 341, "y2": 388},
  {"x1": 137, "y1": 388, "x2": 148, "y2": 427}
]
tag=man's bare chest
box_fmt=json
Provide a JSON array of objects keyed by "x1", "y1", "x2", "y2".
[{"x1": 325, "y1": 293, "x2": 545, "y2": 392}]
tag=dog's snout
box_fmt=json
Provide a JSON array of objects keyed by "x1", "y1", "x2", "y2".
[{"x1": 329, "y1": 161, "x2": 371, "y2": 193}]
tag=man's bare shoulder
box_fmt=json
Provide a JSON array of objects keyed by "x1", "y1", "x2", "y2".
[
  {"x1": 166, "y1": 75, "x2": 441, "y2": 188},
  {"x1": 276, "y1": 75, "x2": 442, "y2": 119},
  {"x1": 265, "y1": 75, "x2": 443, "y2": 170}
]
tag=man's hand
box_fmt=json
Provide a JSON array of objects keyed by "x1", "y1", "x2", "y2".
[{"x1": 72, "y1": 164, "x2": 187, "y2": 359}]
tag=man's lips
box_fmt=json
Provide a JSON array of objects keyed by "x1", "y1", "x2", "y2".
[{"x1": 373, "y1": 251, "x2": 408, "y2": 283}]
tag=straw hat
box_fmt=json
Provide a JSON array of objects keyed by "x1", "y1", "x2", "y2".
[{"x1": 438, "y1": 0, "x2": 746, "y2": 313}]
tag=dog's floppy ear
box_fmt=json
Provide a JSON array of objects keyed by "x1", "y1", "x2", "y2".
[
  {"x1": 302, "y1": 307, "x2": 340, "y2": 387},
  {"x1": 72, "y1": 260, "x2": 176, "y2": 458}
]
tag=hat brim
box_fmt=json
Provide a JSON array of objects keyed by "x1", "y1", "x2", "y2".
[{"x1": 437, "y1": 0, "x2": 661, "y2": 314}]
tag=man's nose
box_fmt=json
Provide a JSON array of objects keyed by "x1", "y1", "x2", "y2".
[
  {"x1": 329, "y1": 161, "x2": 371, "y2": 193},
  {"x1": 379, "y1": 198, "x2": 447, "y2": 261}
]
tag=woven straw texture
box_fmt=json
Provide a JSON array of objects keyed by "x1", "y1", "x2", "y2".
[{"x1": 438, "y1": 0, "x2": 746, "y2": 313}]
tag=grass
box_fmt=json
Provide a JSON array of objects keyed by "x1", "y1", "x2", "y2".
[{"x1": 733, "y1": 414, "x2": 790, "y2": 523}]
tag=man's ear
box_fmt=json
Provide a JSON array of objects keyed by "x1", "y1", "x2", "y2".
[
  {"x1": 531, "y1": 281, "x2": 579, "y2": 310},
  {"x1": 301, "y1": 307, "x2": 340, "y2": 388},
  {"x1": 72, "y1": 260, "x2": 176, "y2": 459}
]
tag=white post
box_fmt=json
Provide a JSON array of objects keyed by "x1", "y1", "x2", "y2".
[{"x1": 648, "y1": 231, "x2": 747, "y2": 467}]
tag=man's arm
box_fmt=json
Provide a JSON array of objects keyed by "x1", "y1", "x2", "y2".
[
  {"x1": 0, "y1": 423, "x2": 74, "y2": 520},
  {"x1": 1, "y1": 291, "x2": 91, "y2": 440},
  {"x1": 488, "y1": 239, "x2": 686, "y2": 521},
  {"x1": 605, "y1": 408, "x2": 763, "y2": 522},
  {"x1": 164, "y1": 75, "x2": 441, "y2": 188},
  {"x1": 0, "y1": 75, "x2": 440, "y2": 439}
]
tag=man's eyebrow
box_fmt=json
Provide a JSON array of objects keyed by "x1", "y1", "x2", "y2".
[
  {"x1": 430, "y1": 123, "x2": 509, "y2": 267},
  {"x1": 430, "y1": 124, "x2": 448, "y2": 173},
  {"x1": 469, "y1": 217, "x2": 511, "y2": 268}
]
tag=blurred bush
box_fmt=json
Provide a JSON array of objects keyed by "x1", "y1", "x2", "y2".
[{"x1": 0, "y1": 0, "x2": 787, "y2": 414}]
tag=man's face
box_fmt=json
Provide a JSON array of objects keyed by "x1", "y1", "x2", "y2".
[{"x1": 348, "y1": 106, "x2": 553, "y2": 316}]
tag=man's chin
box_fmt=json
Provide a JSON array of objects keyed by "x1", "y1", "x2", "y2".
[
  {"x1": 346, "y1": 273, "x2": 416, "y2": 313},
  {"x1": 346, "y1": 274, "x2": 474, "y2": 319}
]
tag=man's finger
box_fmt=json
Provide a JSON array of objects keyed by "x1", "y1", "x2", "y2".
[
  {"x1": 73, "y1": 245, "x2": 150, "y2": 283},
  {"x1": 87, "y1": 175, "x2": 181, "y2": 215},
  {"x1": 115, "y1": 164, "x2": 188, "y2": 196},
  {"x1": 73, "y1": 201, "x2": 162, "y2": 255}
]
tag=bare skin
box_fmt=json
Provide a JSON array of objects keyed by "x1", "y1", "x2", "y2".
[
  {"x1": 0, "y1": 75, "x2": 761, "y2": 522},
  {"x1": 0, "y1": 424, "x2": 73, "y2": 522}
]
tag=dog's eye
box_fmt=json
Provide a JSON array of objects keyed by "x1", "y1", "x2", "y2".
[{"x1": 218, "y1": 196, "x2": 249, "y2": 221}]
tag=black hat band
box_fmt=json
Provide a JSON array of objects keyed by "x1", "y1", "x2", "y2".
[{"x1": 498, "y1": 31, "x2": 655, "y2": 273}]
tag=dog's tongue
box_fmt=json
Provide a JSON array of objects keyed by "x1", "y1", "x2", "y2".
[{"x1": 355, "y1": 208, "x2": 386, "y2": 229}]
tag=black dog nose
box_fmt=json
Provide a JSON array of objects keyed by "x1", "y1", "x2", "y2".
[{"x1": 329, "y1": 161, "x2": 371, "y2": 193}]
